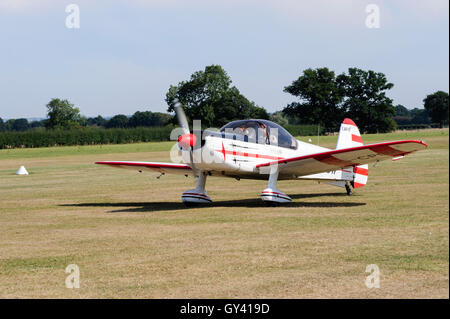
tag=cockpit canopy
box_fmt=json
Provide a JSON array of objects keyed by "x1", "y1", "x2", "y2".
[{"x1": 219, "y1": 119, "x2": 297, "y2": 150}]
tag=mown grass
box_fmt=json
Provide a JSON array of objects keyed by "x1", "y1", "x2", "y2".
[
  {"x1": 0, "y1": 256, "x2": 78, "y2": 275},
  {"x1": 0, "y1": 128, "x2": 448, "y2": 298}
]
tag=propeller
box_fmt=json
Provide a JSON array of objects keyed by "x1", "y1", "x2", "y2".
[{"x1": 174, "y1": 100, "x2": 198, "y2": 178}]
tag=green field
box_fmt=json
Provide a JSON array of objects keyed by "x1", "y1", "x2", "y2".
[{"x1": 0, "y1": 129, "x2": 448, "y2": 298}]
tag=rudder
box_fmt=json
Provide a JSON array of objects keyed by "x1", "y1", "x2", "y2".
[{"x1": 336, "y1": 118, "x2": 368, "y2": 188}]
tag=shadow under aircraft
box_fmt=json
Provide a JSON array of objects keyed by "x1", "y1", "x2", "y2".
[{"x1": 61, "y1": 192, "x2": 366, "y2": 213}]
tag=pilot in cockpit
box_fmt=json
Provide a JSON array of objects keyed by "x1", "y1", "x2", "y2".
[
  {"x1": 239, "y1": 123, "x2": 249, "y2": 135},
  {"x1": 259, "y1": 123, "x2": 269, "y2": 144},
  {"x1": 237, "y1": 122, "x2": 257, "y2": 141}
]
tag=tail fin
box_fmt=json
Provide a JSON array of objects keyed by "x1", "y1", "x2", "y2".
[
  {"x1": 336, "y1": 118, "x2": 368, "y2": 188},
  {"x1": 336, "y1": 118, "x2": 363, "y2": 149}
]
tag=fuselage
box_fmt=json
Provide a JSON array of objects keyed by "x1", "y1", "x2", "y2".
[{"x1": 179, "y1": 119, "x2": 338, "y2": 180}]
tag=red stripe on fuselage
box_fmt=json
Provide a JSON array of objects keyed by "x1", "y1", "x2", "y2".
[{"x1": 215, "y1": 149, "x2": 284, "y2": 161}]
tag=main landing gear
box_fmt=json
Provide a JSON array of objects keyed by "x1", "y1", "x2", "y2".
[
  {"x1": 260, "y1": 167, "x2": 292, "y2": 204},
  {"x1": 181, "y1": 171, "x2": 212, "y2": 205}
]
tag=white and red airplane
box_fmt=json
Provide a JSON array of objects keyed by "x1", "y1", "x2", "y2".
[{"x1": 96, "y1": 103, "x2": 427, "y2": 205}]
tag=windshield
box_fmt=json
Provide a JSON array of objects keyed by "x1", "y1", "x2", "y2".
[{"x1": 219, "y1": 119, "x2": 297, "y2": 149}]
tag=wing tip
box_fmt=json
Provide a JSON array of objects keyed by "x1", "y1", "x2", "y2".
[
  {"x1": 405, "y1": 140, "x2": 428, "y2": 149},
  {"x1": 418, "y1": 140, "x2": 428, "y2": 148}
]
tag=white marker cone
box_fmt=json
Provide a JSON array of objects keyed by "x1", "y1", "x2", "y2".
[{"x1": 16, "y1": 166, "x2": 29, "y2": 175}]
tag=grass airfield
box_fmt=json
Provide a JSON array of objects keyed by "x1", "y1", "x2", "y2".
[{"x1": 0, "y1": 129, "x2": 448, "y2": 298}]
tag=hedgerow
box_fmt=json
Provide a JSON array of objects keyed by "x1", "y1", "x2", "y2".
[{"x1": 0, "y1": 125, "x2": 321, "y2": 149}]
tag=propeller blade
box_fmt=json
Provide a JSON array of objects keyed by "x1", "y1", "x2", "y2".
[
  {"x1": 174, "y1": 100, "x2": 190, "y2": 135},
  {"x1": 174, "y1": 99, "x2": 198, "y2": 178}
]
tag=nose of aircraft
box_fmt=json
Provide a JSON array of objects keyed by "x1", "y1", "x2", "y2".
[{"x1": 177, "y1": 133, "x2": 197, "y2": 149}]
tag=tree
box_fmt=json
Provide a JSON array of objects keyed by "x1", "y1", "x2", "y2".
[
  {"x1": 410, "y1": 108, "x2": 430, "y2": 124},
  {"x1": 94, "y1": 115, "x2": 107, "y2": 127},
  {"x1": 248, "y1": 105, "x2": 269, "y2": 120},
  {"x1": 106, "y1": 114, "x2": 129, "y2": 128},
  {"x1": 11, "y1": 118, "x2": 29, "y2": 131},
  {"x1": 282, "y1": 67, "x2": 345, "y2": 132},
  {"x1": 337, "y1": 68, "x2": 396, "y2": 133},
  {"x1": 30, "y1": 120, "x2": 46, "y2": 129},
  {"x1": 4, "y1": 119, "x2": 14, "y2": 131},
  {"x1": 45, "y1": 98, "x2": 81, "y2": 129},
  {"x1": 283, "y1": 67, "x2": 398, "y2": 133},
  {"x1": 152, "y1": 112, "x2": 172, "y2": 126},
  {"x1": 0, "y1": 118, "x2": 29, "y2": 131},
  {"x1": 393, "y1": 105, "x2": 431, "y2": 126},
  {"x1": 129, "y1": 111, "x2": 171, "y2": 127},
  {"x1": 393, "y1": 105, "x2": 412, "y2": 125},
  {"x1": 87, "y1": 115, "x2": 107, "y2": 127},
  {"x1": 395, "y1": 105, "x2": 410, "y2": 117},
  {"x1": 269, "y1": 111, "x2": 289, "y2": 126},
  {"x1": 424, "y1": 91, "x2": 449, "y2": 128},
  {"x1": 129, "y1": 111, "x2": 151, "y2": 127},
  {"x1": 78, "y1": 116, "x2": 88, "y2": 127},
  {"x1": 166, "y1": 65, "x2": 268, "y2": 128}
]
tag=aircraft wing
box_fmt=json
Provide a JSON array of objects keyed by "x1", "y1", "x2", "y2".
[
  {"x1": 95, "y1": 161, "x2": 192, "y2": 175},
  {"x1": 256, "y1": 140, "x2": 427, "y2": 176}
]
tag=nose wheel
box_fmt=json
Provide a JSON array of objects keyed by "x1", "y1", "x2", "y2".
[{"x1": 182, "y1": 171, "x2": 212, "y2": 205}]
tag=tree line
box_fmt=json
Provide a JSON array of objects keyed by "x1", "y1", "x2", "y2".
[
  {"x1": 281, "y1": 67, "x2": 448, "y2": 132},
  {"x1": 0, "y1": 101, "x2": 172, "y2": 132},
  {"x1": 0, "y1": 127, "x2": 175, "y2": 149},
  {"x1": 1, "y1": 65, "x2": 448, "y2": 139}
]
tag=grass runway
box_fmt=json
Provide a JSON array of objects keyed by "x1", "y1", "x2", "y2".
[{"x1": 0, "y1": 129, "x2": 448, "y2": 298}]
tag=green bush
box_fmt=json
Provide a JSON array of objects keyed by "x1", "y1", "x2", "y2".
[
  {"x1": 397, "y1": 124, "x2": 443, "y2": 130},
  {"x1": 284, "y1": 124, "x2": 324, "y2": 137},
  {"x1": 0, "y1": 124, "x2": 324, "y2": 149},
  {"x1": 0, "y1": 126, "x2": 175, "y2": 149}
]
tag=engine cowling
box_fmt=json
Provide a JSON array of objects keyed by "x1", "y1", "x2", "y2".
[{"x1": 177, "y1": 133, "x2": 197, "y2": 149}]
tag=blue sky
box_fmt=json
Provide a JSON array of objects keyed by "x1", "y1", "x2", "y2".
[{"x1": 0, "y1": 0, "x2": 448, "y2": 119}]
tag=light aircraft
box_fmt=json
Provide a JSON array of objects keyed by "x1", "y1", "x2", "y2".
[{"x1": 96, "y1": 102, "x2": 427, "y2": 205}]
